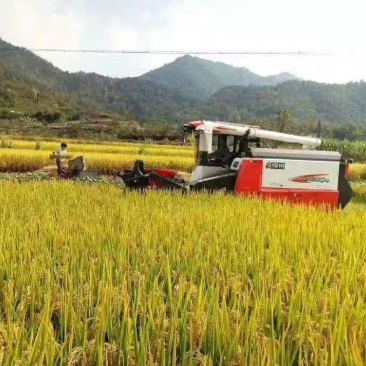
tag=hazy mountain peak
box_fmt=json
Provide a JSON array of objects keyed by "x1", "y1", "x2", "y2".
[
  {"x1": 140, "y1": 54, "x2": 298, "y2": 99},
  {"x1": 4, "y1": 36, "x2": 366, "y2": 127}
]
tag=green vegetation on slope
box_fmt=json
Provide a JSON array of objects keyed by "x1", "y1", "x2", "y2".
[
  {"x1": 0, "y1": 37, "x2": 198, "y2": 123},
  {"x1": 205, "y1": 80, "x2": 366, "y2": 125},
  {"x1": 141, "y1": 55, "x2": 297, "y2": 99},
  {"x1": 3, "y1": 37, "x2": 366, "y2": 130}
]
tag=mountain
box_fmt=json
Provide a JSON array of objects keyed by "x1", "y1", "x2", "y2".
[
  {"x1": 2, "y1": 36, "x2": 366, "y2": 129},
  {"x1": 140, "y1": 55, "x2": 298, "y2": 99},
  {"x1": 0, "y1": 37, "x2": 197, "y2": 122},
  {"x1": 204, "y1": 80, "x2": 366, "y2": 124},
  {"x1": 0, "y1": 38, "x2": 87, "y2": 120}
]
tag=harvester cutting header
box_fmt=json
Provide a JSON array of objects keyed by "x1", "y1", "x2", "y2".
[{"x1": 119, "y1": 120, "x2": 353, "y2": 209}]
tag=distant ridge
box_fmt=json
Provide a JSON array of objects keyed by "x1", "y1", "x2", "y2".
[
  {"x1": 140, "y1": 54, "x2": 298, "y2": 99},
  {"x1": 2, "y1": 36, "x2": 366, "y2": 126}
]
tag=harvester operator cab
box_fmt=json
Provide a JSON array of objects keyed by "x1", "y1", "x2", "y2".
[
  {"x1": 207, "y1": 135, "x2": 233, "y2": 166},
  {"x1": 183, "y1": 119, "x2": 323, "y2": 187},
  {"x1": 194, "y1": 131, "x2": 259, "y2": 168}
]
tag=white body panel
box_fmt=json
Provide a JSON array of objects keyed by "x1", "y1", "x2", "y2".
[
  {"x1": 199, "y1": 128, "x2": 213, "y2": 153},
  {"x1": 230, "y1": 158, "x2": 244, "y2": 171},
  {"x1": 190, "y1": 165, "x2": 229, "y2": 184},
  {"x1": 261, "y1": 159, "x2": 339, "y2": 191}
]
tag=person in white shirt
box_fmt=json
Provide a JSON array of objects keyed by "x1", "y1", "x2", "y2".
[{"x1": 52, "y1": 142, "x2": 68, "y2": 174}]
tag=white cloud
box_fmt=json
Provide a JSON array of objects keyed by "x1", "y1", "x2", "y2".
[
  {"x1": 0, "y1": 0, "x2": 365, "y2": 82},
  {"x1": 0, "y1": 0, "x2": 85, "y2": 71}
]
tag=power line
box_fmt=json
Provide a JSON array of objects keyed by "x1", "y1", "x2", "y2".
[{"x1": 0, "y1": 47, "x2": 329, "y2": 56}]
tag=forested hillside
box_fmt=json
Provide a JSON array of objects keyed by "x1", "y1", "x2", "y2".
[
  {"x1": 0, "y1": 38, "x2": 197, "y2": 122},
  {"x1": 1, "y1": 36, "x2": 366, "y2": 137},
  {"x1": 204, "y1": 80, "x2": 366, "y2": 124},
  {"x1": 141, "y1": 55, "x2": 297, "y2": 99}
]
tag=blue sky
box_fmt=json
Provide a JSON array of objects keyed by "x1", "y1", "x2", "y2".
[{"x1": 0, "y1": 0, "x2": 365, "y2": 83}]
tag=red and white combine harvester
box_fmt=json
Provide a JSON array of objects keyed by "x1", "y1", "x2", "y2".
[{"x1": 119, "y1": 120, "x2": 353, "y2": 209}]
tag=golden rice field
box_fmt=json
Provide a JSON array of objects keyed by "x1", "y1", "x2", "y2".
[
  {"x1": 0, "y1": 138, "x2": 194, "y2": 174},
  {"x1": 346, "y1": 163, "x2": 366, "y2": 181},
  {"x1": 1, "y1": 182, "x2": 366, "y2": 365},
  {"x1": 2, "y1": 138, "x2": 366, "y2": 180},
  {"x1": 5, "y1": 139, "x2": 194, "y2": 157},
  {"x1": 352, "y1": 182, "x2": 366, "y2": 203},
  {"x1": 0, "y1": 149, "x2": 195, "y2": 174}
]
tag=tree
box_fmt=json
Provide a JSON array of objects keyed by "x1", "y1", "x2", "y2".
[
  {"x1": 315, "y1": 120, "x2": 322, "y2": 138},
  {"x1": 274, "y1": 110, "x2": 295, "y2": 134},
  {"x1": 256, "y1": 117, "x2": 270, "y2": 129},
  {"x1": 228, "y1": 106, "x2": 241, "y2": 123},
  {"x1": 331, "y1": 123, "x2": 360, "y2": 141},
  {"x1": 297, "y1": 120, "x2": 315, "y2": 136}
]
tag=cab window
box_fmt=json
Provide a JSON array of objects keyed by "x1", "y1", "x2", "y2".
[
  {"x1": 211, "y1": 135, "x2": 219, "y2": 152},
  {"x1": 227, "y1": 135, "x2": 236, "y2": 153}
]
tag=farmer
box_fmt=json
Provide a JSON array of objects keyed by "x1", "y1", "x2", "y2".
[
  {"x1": 215, "y1": 139, "x2": 231, "y2": 163},
  {"x1": 52, "y1": 142, "x2": 68, "y2": 174}
]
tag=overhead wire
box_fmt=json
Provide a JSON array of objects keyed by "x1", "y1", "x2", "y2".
[{"x1": 0, "y1": 47, "x2": 329, "y2": 56}]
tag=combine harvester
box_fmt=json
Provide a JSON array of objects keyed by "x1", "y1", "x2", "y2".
[{"x1": 119, "y1": 120, "x2": 353, "y2": 209}]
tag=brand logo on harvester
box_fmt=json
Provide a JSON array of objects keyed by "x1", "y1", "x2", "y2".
[
  {"x1": 289, "y1": 174, "x2": 330, "y2": 183},
  {"x1": 266, "y1": 162, "x2": 285, "y2": 169}
]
